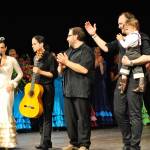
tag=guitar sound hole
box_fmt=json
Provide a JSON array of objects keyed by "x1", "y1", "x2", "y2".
[{"x1": 29, "y1": 90, "x2": 34, "y2": 97}]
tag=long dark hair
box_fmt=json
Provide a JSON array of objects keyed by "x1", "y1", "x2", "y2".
[{"x1": 32, "y1": 35, "x2": 50, "y2": 51}]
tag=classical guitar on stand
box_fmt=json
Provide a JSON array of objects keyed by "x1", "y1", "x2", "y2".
[{"x1": 19, "y1": 55, "x2": 44, "y2": 118}]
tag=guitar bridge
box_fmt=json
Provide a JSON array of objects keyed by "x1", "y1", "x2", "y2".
[{"x1": 24, "y1": 105, "x2": 34, "y2": 109}]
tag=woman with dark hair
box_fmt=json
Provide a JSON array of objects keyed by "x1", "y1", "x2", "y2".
[
  {"x1": 0, "y1": 37, "x2": 23, "y2": 149},
  {"x1": 31, "y1": 35, "x2": 57, "y2": 150}
]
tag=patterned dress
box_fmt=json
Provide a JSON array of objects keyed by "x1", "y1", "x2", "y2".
[
  {"x1": 91, "y1": 61, "x2": 113, "y2": 126},
  {"x1": 52, "y1": 76, "x2": 66, "y2": 128},
  {"x1": 0, "y1": 56, "x2": 23, "y2": 148}
]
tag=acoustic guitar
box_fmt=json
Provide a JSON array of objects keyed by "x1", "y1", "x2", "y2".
[{"x1": 19, "y1": 56, "x2": 44, "y2": 118}]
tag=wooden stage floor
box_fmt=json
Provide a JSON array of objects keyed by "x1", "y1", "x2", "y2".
[{"x1": 8, "y1": 125, "x2": 150, "y2": 150}]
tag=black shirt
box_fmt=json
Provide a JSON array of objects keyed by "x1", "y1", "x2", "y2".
[
  {"x1": 34, "y1": 51, "x2": 57, "y2": 85},
  {"x1": 63, "y1": 43, "x2": 95, "y2": 98}
]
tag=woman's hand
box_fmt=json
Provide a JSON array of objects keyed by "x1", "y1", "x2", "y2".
[{"x1": 33, "y1": 66, "x2": 41, "y2": 74}]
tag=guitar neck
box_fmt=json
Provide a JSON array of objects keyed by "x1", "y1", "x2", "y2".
[
  {"x1": 30, "y1": 57, "x2": 39, "y2": 92},
  {"x1": 30, "y1": 73, "x2": 36, "y2": 91}
]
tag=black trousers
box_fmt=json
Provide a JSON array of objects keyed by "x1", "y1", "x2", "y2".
[
  {"x1": 38, "y1": 84, "x2": 54, "y2": 147},
  {"x1": 64, "y1": 97, "x2": 91, "y2": 148},
  {"x1": 114, "y1": 76, "x2": 143, "y2": 150}
]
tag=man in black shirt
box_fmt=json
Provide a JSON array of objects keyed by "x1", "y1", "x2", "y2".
[
  {"x1": 85, "y1": 12, "x2": 150, "y2": 150},
  {"x1": 57, "y1": 27, "x2": 95, "y2": 150}
]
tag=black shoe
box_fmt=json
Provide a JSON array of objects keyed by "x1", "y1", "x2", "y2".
[
  {"x1": 35, "y1": 144, "x2": 51, "y2": 150},
  {"x1": 35, "y1": 145, "x2": 42, "y2": 149}
]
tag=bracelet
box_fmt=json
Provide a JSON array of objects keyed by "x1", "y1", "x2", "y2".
[{"x1": 92, "y1": 34, "x2": 97, "y2": 39}]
